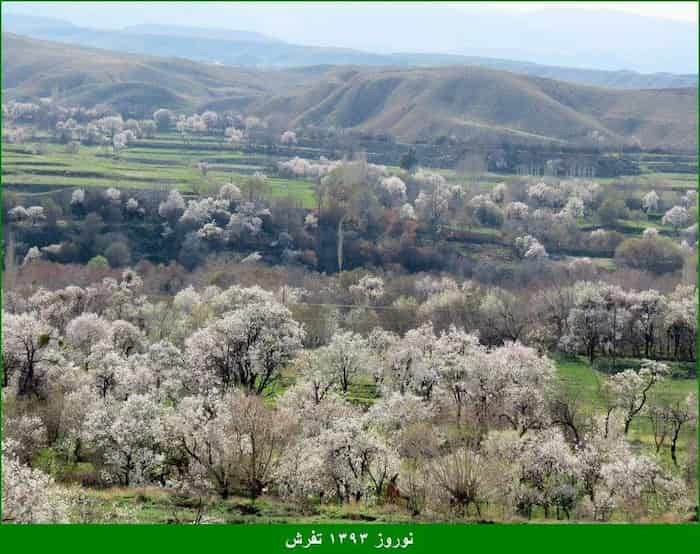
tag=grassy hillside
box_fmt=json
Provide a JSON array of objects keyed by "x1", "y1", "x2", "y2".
[
  {"x1": 3, "y1": 33, "x2": 697, "y2": 151},
  {"x1": 251, "y1": 66, "x2": 698, "y2": 150},
  {"x1": 1, "y1": 33, "x2": 311, "y2": 113}
]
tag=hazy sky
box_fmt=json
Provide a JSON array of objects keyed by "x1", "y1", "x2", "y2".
[
  {"x1": 4, "y1": 1, "x2": 698, "y2": 29},
  {"x1": 453, "y1": 2, "x2": 698, "y2": 22}
]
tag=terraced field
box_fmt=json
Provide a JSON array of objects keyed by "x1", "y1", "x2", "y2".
[
  {"x1": 2, "y1": 133, "x2": 317, "y2": 206},
  {"x1": 2, "y1": 131, "x2": 696, "y2": 239}
]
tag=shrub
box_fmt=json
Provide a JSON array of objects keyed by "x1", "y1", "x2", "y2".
[
  {"x1": 178, "y1": 232, "x2": 205, "y2": 271},
  {"x1": 592, "y1": 357, "x2": 642, "y2": 375},
  {"x1": 47, "y1": 242, "x2": 80, "y2": 264},
  {"x1": 87, "y1": 255, "x2": 109, "y2": 269},
  {"x1": 615, "y1": 236, "x2": 684, "y2": 275},
  {"x1": 153, "y1": 108, "x2": 173, "y2": 131},
  {"x1": 598, "y1": 197, "x2": 629, "y2": 226},
  {"x1": 104, "y1": 242, "x2": 131, "y2": 268},
  {"x1": 593, "y1": 358, "x2": 695, "y2": 380},
  {"x1": 624, "y1": 197, "x2": 643, "y2": 211},
  {"x1": 667, "y1": 361, "x2": 697, "y2": 380}
]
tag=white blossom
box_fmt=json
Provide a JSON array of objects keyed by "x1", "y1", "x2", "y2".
[
  {"x1": 2, "y1": 444, "x2": 68, "y2": 523},
  {"x1": 280, "y1": 130, "x2": 297, "y2": 145},
  {"x1": 158, "y1": 190, "x2": 186, "y2": 220},
  {"x1": 505, "y1": 201, "x2": 529, "y2": 221},
  {"x1": 71, "y1": 189, "x2": 86, "y2": 206},
  {"x1": 104, "y1": 187, "x2": 121, "y2": 204},
  {"x1": 662, "y1": 205, "x2": 689, "y2": 231},
  {"x1": 349, "y1": 275, "x2": 385, "y2": 304},
  {"x1": 8, "y1": 206, "x2": 29, "y2": 221},
  {"x1": 26, "y1": 206, "x2": 46, "y2": 224},
  {"x1": 642, "y1": 190, "x2": 659, "y2": 212},
  {"x1": 23, "y1": 246, "x2": 42, "y2": 265},
  {"x1": 399, "y1": 203, "x2": 416, "y2": 220},
  {"x1": 379, "y1": 176, "x2": 407, "y2": 206}
]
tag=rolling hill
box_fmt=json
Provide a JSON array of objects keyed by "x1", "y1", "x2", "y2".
[
  {"x1": 247, "y1": 66, "x2": 697, "y2": 150},
  {"x1": 1, "y1": 33, "x2": 315, "y2": 112},
  {"x1": 2, "y1": 13, "x2": 697, "y2": 91},
  {"x1": 2, "y1": 33, "x2": 697, "y2": 151}
]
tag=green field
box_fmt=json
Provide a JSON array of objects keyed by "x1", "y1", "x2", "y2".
[
  {"x1": 66, "y1": 486, "x2": 419, "y2": 524},
  {"x1": 1, "y1": 134, "x2": 319, "y2": 207},
  {"x1": 2, "y1": 130, "x2": 697, "y2": 215},
  {"x1": 557, "y1": 357, "x2": 696, "y2": 408},
  {"x1": 556, "y1": 357, "x2": 696, "y2": 456}
]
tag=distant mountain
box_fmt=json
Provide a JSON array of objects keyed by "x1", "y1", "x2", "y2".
[
  {"x1": 122, "y1": 24, "x2": 280, "y2": 43},
  {"x1": 3, "y1": 33, "x2": 696, "y2": 152},
  {"x1": 2, "y1": 13, "x2": 697, "y2": 90},
  {"x1": 1, "y1": 13, "x2": 77, "y2": 33},
  {"x1": 387, "y1": 54, "x2": 698, "y2": 91},
  {"x1": 3, "y1": 4, "x2": 697, "y2": 73}
]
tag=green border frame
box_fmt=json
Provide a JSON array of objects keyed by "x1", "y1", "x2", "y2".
[
  {"x1": 2, "y1": 523, "x2": 700, "y2": 552},
  {"x1": 0, "y1": 0, "x2": 698, "y2": 551}
]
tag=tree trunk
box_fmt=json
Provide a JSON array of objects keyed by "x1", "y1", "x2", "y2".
[
  {"x1": 671, "y1": 428, "x2": 681, "y2": 467},
  {"x1": 19, "y1": 361, "x2": 35, "y2": 397},
  {"x1": 337, "y1": 215, "x2": 345, "y2": 273}
]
